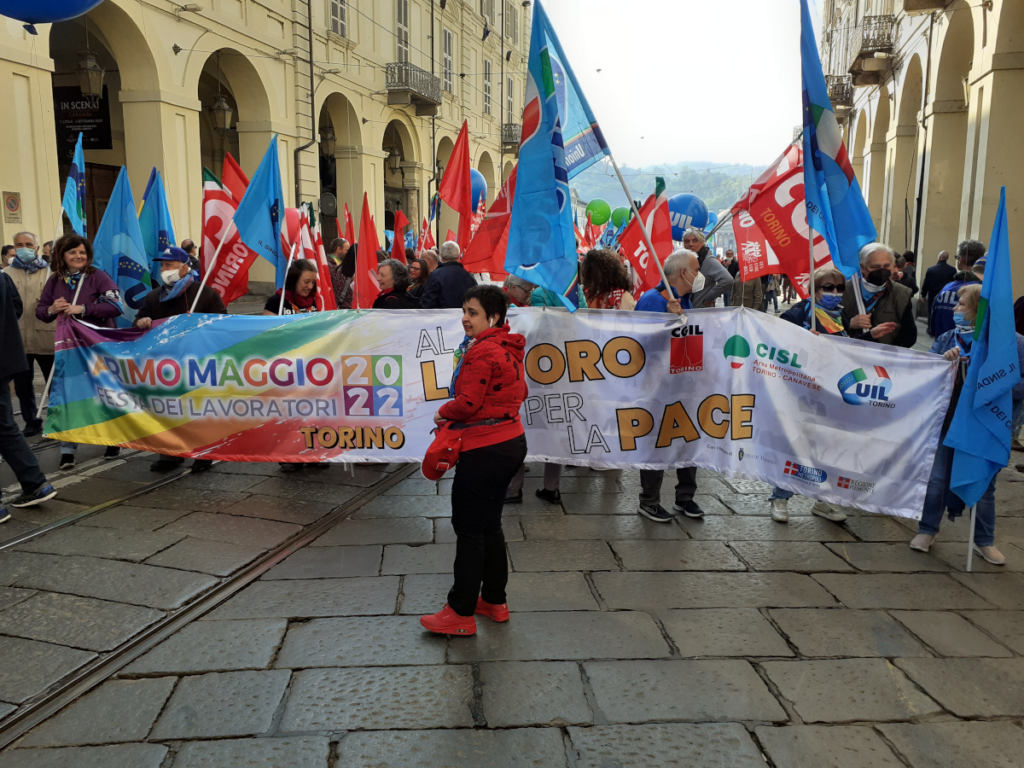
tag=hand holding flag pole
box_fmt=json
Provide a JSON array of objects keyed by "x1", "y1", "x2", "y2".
[{"x1": 277, "y1": 242, "x2": 299, "y2": 316}]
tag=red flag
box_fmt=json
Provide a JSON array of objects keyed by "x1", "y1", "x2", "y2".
[
  {"x1": 307, "y1": 206, "x2": 337, "y2": 311},
  {"x1": 463, "y1": 165, "x2": 517, "y2": 279},
  {"x1": 200, "y1": 153, "x2": 260, "y2": 306},
  {"x1": 618, "y1": 192, "x2": 673, "y2": 298},
  {"x1": 391, "y1": 210, "x2": 409, "y2": 264},
  {"x1": 352, "y1": 194, "x2": 381, "y2": 309},
  {"x1": 586, "y1": 216, "x2": 604, "y2": 250},
  {"x1": 446, "y1": 229, "x2": 457, "y2": 245},
  {"x1": 575, "y1": 215, "x2": 592, "y2": 256},
  {"x1": 731, "y1": 144, "x2": 831, "y2": 298},
  {"x1": 438, "y1": 121, "x2": 473, "y2": 248},
  {"x1": 343, "y1": 203, "x2": 356, "y2": 244},
  {"x1": 422, "y1": 218, "x2": 436, "y2": 251}
]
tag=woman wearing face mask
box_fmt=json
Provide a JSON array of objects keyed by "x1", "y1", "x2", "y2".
[
  {"x1": 4, "y1": 233, "x2": 54, "y2": 438},
  {"x1": 36, "y1": 235, "x2": 124, "y2": 469},
  {"x1": 909, "y1": 285, "x2": 1024, "y2": 565},
  {"x1": 767, "y1": 266, "x2": 850, "y2": 524},
  {"x1": 841, "y1": 242, "x2": 917, "y2": 347},
  {"x1": 263, "y1": 261, "x2": 320, "y2": 315},
  {"x1": 421, "y1": 285, "x2": 528, "y2": 636}
]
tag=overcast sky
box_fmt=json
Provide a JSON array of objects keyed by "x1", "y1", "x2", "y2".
[{"x1": 545, "y1": 0, "x2": 821, "y2": 168}]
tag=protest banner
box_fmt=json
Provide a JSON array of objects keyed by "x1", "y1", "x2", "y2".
[{"x1": 46, "y1": 308, "x2": 952, "y2": 519}]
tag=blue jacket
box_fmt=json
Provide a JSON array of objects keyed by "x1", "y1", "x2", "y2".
[
  {"x1": 932, "y1": 328, "x2": 1024, "y2": 402},
  {"x1": 419, "y1": 261, "x2": 478, "y2": 310},
  {"x1": 635, "y1": 283, "x2": 693, "y2": 313},
  {"x1": 931, "y1": 278, "x2": 978, "y2": 338},
  {"x1": 530, "y1": 285, "x2": 586, "y2": 308}
]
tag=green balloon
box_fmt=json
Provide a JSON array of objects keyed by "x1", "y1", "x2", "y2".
[
  {"x1": 611, "y1": 207, "x2": 630, "y2": 227},
  {"x1": 585, "y1": 199, "x2": 612, "y2": 226}
]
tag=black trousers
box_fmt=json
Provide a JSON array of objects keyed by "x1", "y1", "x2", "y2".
[
  {"x1": 0, "y1": 376, "x2": 48, "y2": 493},
  {"x1": 447, "y1": 433, "x2": 527, "y2": 617},
  {"x1": 12, "y1": 354, "x2": 53, "y2": 427}
]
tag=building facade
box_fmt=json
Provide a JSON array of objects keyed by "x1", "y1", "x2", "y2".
[
  {"x1": 0, "y1": 0, "x2": 529, "y2": 283},
  {"x1": 820, "y1": 0, "x2": 1023, "y2": 287}
]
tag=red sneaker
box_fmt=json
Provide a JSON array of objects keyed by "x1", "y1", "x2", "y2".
[
  {"x1": 475, "y1": 597, "x2": 510, "y2": 622},
  {"x1": 420, "y1": 604, "x2": 476, "y2": 636}
]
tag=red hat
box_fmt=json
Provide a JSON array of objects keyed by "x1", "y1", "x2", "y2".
[{"x1": 421, "y1": 422, "x2": 461, "y2": 481}]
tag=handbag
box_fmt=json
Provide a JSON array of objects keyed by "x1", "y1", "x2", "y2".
[{"x1": 421, "y1": 421, "x2": 463, "y2": 480}]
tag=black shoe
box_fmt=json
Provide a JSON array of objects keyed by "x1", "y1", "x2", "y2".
[
  {"x1": 191, "y1": 459, "x2": 214, "y2": 474},
  {"x1": 535, "y1": 488, "x2": 561, "y2": 503},
  {"x1": 22, "y1": 422, "x2": 42, "y2": 438},
  {"x1": 0, "y1": 507, "x2": 10, "y2": 524},
  {"x1": 59, "y1": 454, "x2": 75, "y2": 470},
  {"x1": 151, "y1": 457, "x2": 185, "y2": 472},
  {"x1": 504, "y1": 489, "x2": 523, "y2": 504},
  {"x1": 673, "y1": 500, "x2": 706, "y2": 519},
  {"x1": 279, "y1": 463, "x2": 305, "y2": 473},
  {"x1": 10, "y1": 483, "x2": 57, "y2": 508},
  {"x1": 637, "y1": 501, "x2": 672, "y2": 523},
  {"x1": 104, "y1": 446, "x2": 122, "y2": 460}
]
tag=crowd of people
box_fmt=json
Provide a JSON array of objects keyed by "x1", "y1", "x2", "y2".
[{"x1": 2, "y1": 225, "x2": 1022, "y2": 633}]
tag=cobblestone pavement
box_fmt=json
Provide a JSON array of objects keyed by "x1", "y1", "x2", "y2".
[{"x1": 3, "y1": 450, "x2": 1024, "y2": 767}]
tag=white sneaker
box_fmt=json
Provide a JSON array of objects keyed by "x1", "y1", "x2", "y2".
[
  {"x1": 811, "y1": 500, "x2": 847, "y2": 522},
  {"x1": 770, "y1": 498, "x2": 789, "y2": 523},
  {"x1": 909, "y1": 533, "x2": 935, "y2": 553}
]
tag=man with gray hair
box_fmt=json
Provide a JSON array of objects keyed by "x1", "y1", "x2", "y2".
[
  {"x1": 681, "y1": 228, "x2": 733, "y2": 308},
  {"x1": 840, "y1": 242, "x2": 917, "y2": 347},
  {"x1": 421, "y1": 249, "x2": 439, "y2": 272},
  {"x1": 503, "y1": 274, "x2": 536, "y2": 307},
  {"x1": 420, "y1": 240, "x2": 478, "y2": 309},
  {"x1": 633, "y1": 249, "x2": 706, "y2": 522}
]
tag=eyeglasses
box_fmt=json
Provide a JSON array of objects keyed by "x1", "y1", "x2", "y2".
[{"x1": 819, "y1": 283, "x2": 845, "y2": 293}]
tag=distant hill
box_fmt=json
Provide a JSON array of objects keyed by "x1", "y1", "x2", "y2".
[{"x1": 571, "y1": 160, "x2": 770, "y2": 214}]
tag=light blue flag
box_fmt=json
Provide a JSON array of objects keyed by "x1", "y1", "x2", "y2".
[
  {"x1": 61, "y1": 133, "x2": 87, "y2": 237},
  {"x1": 92, "y1": 167, "x2": 152, "y2": 328},
  {"x1": 506, "y1": 0, "x2": 607, "y2": 310},
  {"x1": 234, "y1": 135, "x2": 286, "y2": 288},
  {"x1": 944, "y1": 187, "x2": 1021, "y2": 506},
  {"x1": 138, "y1": 169, "x2": 176, "y2": 273},
  {"x1": 800, "y1": 0, "x2": 876, "y2": 275}
]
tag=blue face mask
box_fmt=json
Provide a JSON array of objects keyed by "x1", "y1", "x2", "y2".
[
  {"x1": 952, "y1": 311, "x2": 967, "y2": 327},
  {"x1": 15, "y1": 247, "x2": 36, "y2": 264},
  {"x1": 818, "y1": 294, "x2": 842, "y2": 310}
]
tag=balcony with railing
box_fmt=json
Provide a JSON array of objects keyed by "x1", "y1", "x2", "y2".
[
  {"x1": 847, "y1": 15, "x2": 897, "y2": 86},
  {"x1": 386, "y1": 62, "x2": 442, "y2": 116},
  {"x1": 501, "y1": 123, "x2": 521, "y2": 152},
  {"x1": 826, "y1": 75, "x2": 853, "y2": 108}
]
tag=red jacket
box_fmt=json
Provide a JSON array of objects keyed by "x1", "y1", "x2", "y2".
[{"x1": 438, "y1": 324, "x2": 528, "y2": 450}]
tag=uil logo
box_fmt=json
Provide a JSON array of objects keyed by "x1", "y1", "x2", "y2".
[
  {"x1": 723, "y1": 335, "x2": 751, "y2": 370},
  {"x1": 838, "y1": 366, "x2": 894, "y2": 408}
]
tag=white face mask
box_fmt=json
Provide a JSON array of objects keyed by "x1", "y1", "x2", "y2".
[
  {"x1": 689, "y1": 270, "x2": 706, "y2": 294},
  {"x1": 161, "y1": 268, "x2": 183, "y2": 286}
]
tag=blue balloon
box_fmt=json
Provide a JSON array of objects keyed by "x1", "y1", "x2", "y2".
[
  {"x1": 470, "y1": 169, "x2": 488, "y2": 211},
  {"x1": 668, "y1": 193, "x2": 709, "y2": 241},
  {"x1": 704, "y1": 210, "x2": 720, "y2": 234},
  {"x1": 0, "y1": 0, "x2": 106, "y2": 26}
]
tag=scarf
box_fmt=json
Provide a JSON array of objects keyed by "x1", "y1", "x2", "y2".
[
  {"x1": 805, "y1": 303, "x2": 846, "y2": 335},
  {"x1": 9, "y1": 256, "x2": 48, "y2": 274},
  {"x1": 585, "y1": 288, "x2": 624, "y2": 310},
  {"x1": 278, "y1": 288, "x2": 318, "y2": 312},
  {"x1": 859, "y1": 280, "x2": 890, "y2": 314},
  {"x1": 160, "y1": 271, "x2": 194, "y2": 303},
  {"x1": 450, "y1": 335, "x2": 476, "y2": 391},
  {"x1": 63, "y1": 271, "x2": 84, "y2": 293}
]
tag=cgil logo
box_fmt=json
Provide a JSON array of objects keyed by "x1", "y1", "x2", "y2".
[
  {"x1": 723, "y1": 335, "x2": 751, "y2": 369},
  {"x1": 670, "y1": 324, "x2": 703, "y2": 373},
  {"x1": 838, "y1": 366, "x2": 894, "y2": 407}
]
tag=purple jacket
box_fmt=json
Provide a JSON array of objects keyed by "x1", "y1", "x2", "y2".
[{"x1": 36, "y1": 271, "x2": 123, "y2": 329}]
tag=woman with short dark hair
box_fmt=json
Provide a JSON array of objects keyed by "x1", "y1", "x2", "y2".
[
  {"x1": 421, "y1": 284, "x2": 528, "y2": 636},
  {"x1": 263, "y1": 260, "x2": 320, "y2": 315},
  {"x1": 372, "y1": 259, "x2": 420, "y2": 309}
]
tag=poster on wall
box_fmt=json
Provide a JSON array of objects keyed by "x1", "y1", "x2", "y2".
[{"x1": 53, "y1": 85, "x2": 112, "y2": 160}]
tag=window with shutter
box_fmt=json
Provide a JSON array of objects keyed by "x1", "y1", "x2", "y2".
[
  {"x1": 396, "y1": 0, "x2": 410, "y2": 62},
  {"x1": 484, "y1": 59, "x2": 492, "y2": 115},
  {"x1": 330, "y1": 0, "x2": 346, "y2": 37},
  {"x1": 480, "y1": 0, "x2": 495, "y2": 23},
  {"x1": 507, "y1": 76, "x2": 513, "y2": 121},
  {"x1": 513, "y1": 7, "x2": 519, "y2": 46},
  {"x1": 443, "y1": 29, "x2": 454, "y2": 93}
]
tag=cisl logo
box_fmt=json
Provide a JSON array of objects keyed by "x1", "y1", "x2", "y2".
[
  {"x1": 723, "y1": 335, "x2": 751, "y2": 369},
  {"x1": 755, "y1": 342, "x2": 804, "y2": 369},
  {"x1": 838, "y1": 366, "x2": 894, "y2": 407},
  {"x1": 670, "y1": 324, "x2": 703, "y2": 373}
]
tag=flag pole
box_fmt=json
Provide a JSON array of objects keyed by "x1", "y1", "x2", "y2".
[
  {"x1": 606, "y1": 154, "x2": 672, "y2": 289},
  {"x1": 278, "y1": 242, "x2": 299, "y2": 316},
  {"x1": 808, "y1": 226, "x2": 816, "y2": 329},
  {"x1": 36, "y1": 280, "x2": 85, "y2": 422},
  {"x1": 189, "y1": 220, "x2": 236, "y2": 314},
  {"x1": 966, "y1": 505, "x2": 977, "y2": 572}
]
